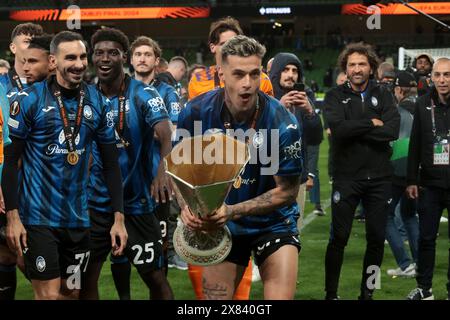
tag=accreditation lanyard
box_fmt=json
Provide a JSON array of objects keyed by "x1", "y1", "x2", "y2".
[
  {"x1": 98, "y1": 78, "x2": 129, "y2": 147},
  {"x1": 430, "y1": 99, "x2": 438, "y2": 139},
  {"x1": 430, "y1": 99, "x2": 450, "y2": 165},
  {"x1": 54, "y1": 87, "x2": 85, "y2": 165},
  {"x1": 223, "y1": 96, "x2": 261, "y2": 132}
]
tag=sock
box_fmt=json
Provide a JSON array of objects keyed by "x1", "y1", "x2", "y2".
[
  {"x1": 188, "y1": 265, "x2": 204, "y2": 300},
  {"x1": 111, "y1": 260, "x2": 131, "y2": 300},
  {"x1": 233, "y1": 260, "x2": 252, "y2": 300},
  {"x1": 0, "y1": 264, "x2": 17, "y2": 300}
]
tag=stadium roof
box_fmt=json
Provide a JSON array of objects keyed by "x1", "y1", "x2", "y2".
[{"x1": 0, "y1": 0, "x2": 442, "y2": 11}]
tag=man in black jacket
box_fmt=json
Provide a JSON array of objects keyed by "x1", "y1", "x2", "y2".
[
  {"x1": 406, "y1": 57, "x2": 450, "y2": 300},
  {"x1": 269, "y1": 52, "x2": 323, "y2": 221},
  {"x1": 323, "y1": 42, "x2": 400, "y2": 300}
]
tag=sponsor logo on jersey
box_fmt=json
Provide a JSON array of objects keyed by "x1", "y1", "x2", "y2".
[
  {"x1": 43, "y1": 106, "x2": 56, "y2": 113},
  {"x1": 287, "y1": 124, "x2": 297, "y2": 130},
  {"x1": 106, "y1": 111, "x2": 114, "y2": 128},
  {"x1": 283, "y1": 139, "x2": 302, "y2": 160},
  {"x1": 148, "y1": 97, "x2": 166, "y2": 113},
  {"x1": 170, "y1": 102, "x2": 181, "y2": 115},
  {"x1": 45, "y1": 129, "x2": 85, "y2": 156},
  {"x1": 6, "y1": 92, "x2": 16, "y2": 99}
]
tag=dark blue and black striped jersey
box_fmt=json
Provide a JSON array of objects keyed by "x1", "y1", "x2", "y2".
[
  {"x1": 0, "y1": 70, "x2": 28, "y2": 101},
  {"x1": 150, "y1": 79, "x2": 181, "y2": 179},
  {"x1": 88, "y1": 76, "x2": 169, "y2": 215},
  {"x1": 8, "y1": 77, "x2": 116, "y2": 228},
  {"x1": 177, "y1": 88, "x2": 303, "y2": 237},
  {"x1": 151, "y1": 79, "x2": 181, "y2": 125}
]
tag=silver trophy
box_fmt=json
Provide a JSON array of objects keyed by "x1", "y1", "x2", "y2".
[{"x1": 165, "y1": 133, "x2": 250, "y2": 266}]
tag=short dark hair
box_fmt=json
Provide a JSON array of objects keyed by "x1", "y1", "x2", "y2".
[
  {"x1": 50, "y1": 31, "x2": 85, "y2": 54},
  {"x1": 208, "y1": 16, "x2": 243, "y2": 46},
  {"x1": 91, "y1": 27, "x2": 130, "y2": 53},
  {"x1": 130, "y1": 36, "x2": 161, "y2": 58},
  {"x1": 338, "y1": 42, "x2": 380, "y2": 73},
  {"x1": 11, "y1": 23, "x2": 43, "y2": 42},
  {"x1": 28, "y1": 34, "x2": 53, "y2": 53}
]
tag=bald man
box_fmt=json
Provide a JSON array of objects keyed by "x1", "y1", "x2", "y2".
[{"x1": 406, "y1": 58, "x2": 450, "y2": 300}]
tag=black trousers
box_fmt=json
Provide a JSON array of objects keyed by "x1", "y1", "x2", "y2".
[
  {"x1": 325, "y1": 178, "x2": 391, "y2": 295},
  {"x1": 416, "y1": 186, "x2": 450, "y2": 292}
]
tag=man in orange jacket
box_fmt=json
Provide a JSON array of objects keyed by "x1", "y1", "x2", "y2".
[{"x1": 188, "y1": 16, "x2": 273, "y2": 101}]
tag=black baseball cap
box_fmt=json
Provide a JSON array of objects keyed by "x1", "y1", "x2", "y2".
[{"x1": 395, "y1": 71, "x2": 417, "y2": 87}]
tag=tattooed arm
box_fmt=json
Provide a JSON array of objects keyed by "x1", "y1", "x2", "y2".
[{"x1": 205, "y1": 175, "x2": 301, "y2": 228}]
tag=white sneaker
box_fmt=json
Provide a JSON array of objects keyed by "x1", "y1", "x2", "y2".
[
  {"x1": 387, "y1": 263, "x2": 416, "y2": 278},
  {"x1": 440, "y1": 216, "x2": 448, "y2": 223},
  {"x1": 313, "y1": 208, "x2": 326, "y2": 216}
]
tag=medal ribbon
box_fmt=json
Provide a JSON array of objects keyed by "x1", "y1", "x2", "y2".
[
  {"x1": 11, "y1": 71, "x2": 24, "y2": 91},
  {"x1": 225, "y1": 95, "x2": 261, "y2": 188},
  {"x1": 54, "y1": 88, "x2": 85, "y2": 155}
]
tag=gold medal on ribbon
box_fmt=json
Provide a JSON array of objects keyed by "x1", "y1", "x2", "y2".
[
  {"x1": 67, "y1": 151, "x2": 79, "y2": 165},
  {"x1": 233, "y1": 175, "x2": 242, "y2": 189}
]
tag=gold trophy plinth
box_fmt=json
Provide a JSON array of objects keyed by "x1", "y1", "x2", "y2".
[{"x1": 165, "y1": 133, "x2": 250, "y2": 266}]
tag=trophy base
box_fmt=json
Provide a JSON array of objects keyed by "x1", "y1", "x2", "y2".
[{"x1": 173, "y1": 224, "x2": 233, "y2": 266}]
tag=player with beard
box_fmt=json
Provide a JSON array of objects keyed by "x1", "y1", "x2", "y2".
[
  {"x1": 0, "y1": 23, "x2": 43, "y2": 98},
  {"x1": 81, "y1": 28, "x2": 174, "y2": 300},
  {"x1": 413, "y1": 53, "x2": 434, "y2": 97},
  {"x1": 130, "y1": 36, "x2": 182, "y2": 270},
  {"x1": 1, "y1": 31, "x2": 127, "y2": 300},
  {"x1": 22, "y1": 34, "x2": 55, "y2": 85}
]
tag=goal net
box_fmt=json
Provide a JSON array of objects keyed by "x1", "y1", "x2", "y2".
[{"x1": 398, "y1": 47, "x2": 450, "y2": 70}]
